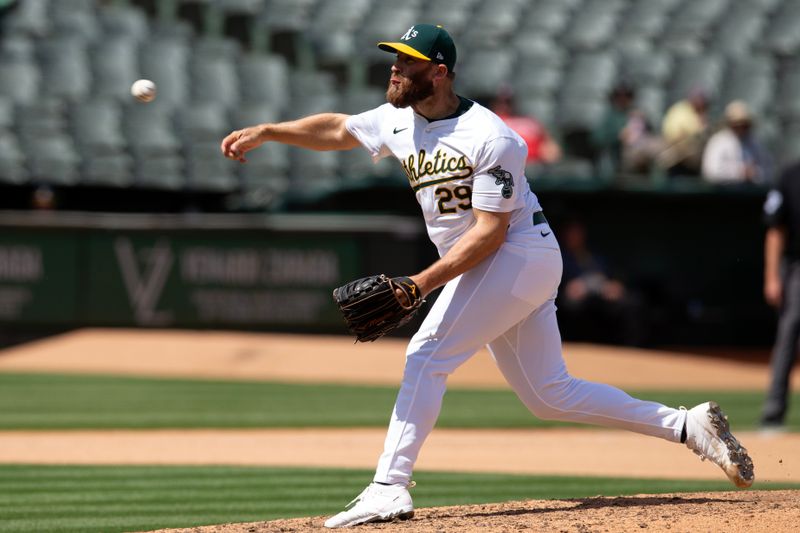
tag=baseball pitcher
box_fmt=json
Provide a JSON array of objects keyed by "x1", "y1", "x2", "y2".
[{"x1": 221, "y1": 24, "x2": 754, "y2": 529}]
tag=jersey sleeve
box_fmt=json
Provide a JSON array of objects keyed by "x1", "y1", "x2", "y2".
[
  {"x1": 470, "y1": 136, "x2": 528, "y2": 212},
  {"x1": 764, "y1": 169, "x2": 788, "y2": 227},
  {"x1": 345, "y1": 105, "x2": 392, "y2": 161}
]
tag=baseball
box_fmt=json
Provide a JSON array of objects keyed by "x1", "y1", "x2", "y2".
[{"x1": 131, "y1": 79, "x2": 156, "y2": 102}]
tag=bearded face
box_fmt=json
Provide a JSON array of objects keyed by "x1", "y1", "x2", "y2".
[{"x1": 386, "y1": 63, "x2": 436, "y2": 108}]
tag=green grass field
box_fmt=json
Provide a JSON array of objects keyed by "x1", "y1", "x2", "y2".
[
  {"x1": 1, "y1": 465, "x2": 798, "y2": 533},
  {"x1": 0, "y1": 373, "x2": 796, "y2": 430},
  {"x1": 0, "y1": 372, "x2": 797, "y2": 532}
]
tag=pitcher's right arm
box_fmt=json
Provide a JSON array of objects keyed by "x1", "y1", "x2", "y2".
[{"x1": 221, "y1": 113, "x2": 361, "y2": 162}]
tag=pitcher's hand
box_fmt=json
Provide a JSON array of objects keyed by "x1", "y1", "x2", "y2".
[{"x1": 221, "y1": 125, "x2": 266, "y2": 162}]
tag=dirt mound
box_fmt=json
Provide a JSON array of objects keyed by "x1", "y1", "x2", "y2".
[{"x1": 143, "y1": 490, "x2": 799, "y2": 532}]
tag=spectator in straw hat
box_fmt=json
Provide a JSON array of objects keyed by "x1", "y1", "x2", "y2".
[{"x1": 702, "y1": 100, "x2": 772, "y2": 184}]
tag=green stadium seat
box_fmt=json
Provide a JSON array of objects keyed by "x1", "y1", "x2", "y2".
[
  {"x1": 37, "y1": 36, "x2": 92, "y2": 101},
  {"x1": 0, "y1": 131, "x2": 27, "y2": 185},
  {"x1": 238, "y1": 53, "x2": 290, "y2": 108},
  {"x1": 0, "y1": 61, "x2": 40, "y2": 104},
  {"x1": 186, "y1": 142, "x2": 240, "y2": 192},
  {"x1": 98, "y1": 3, "x2": 150, "y2": 41},
  {"x1": 191, "y1": 39, "x2": 241, "y2": 105},
  {"x1": 69, "y1": 100, "x2": 127, "y2": 155},
  {"x1": 619, "y1": 49, "x2": 673, "y2": 87},
  {"x1": 176, "y1": 102, "x2": 231, "y2": 144},
  {"x1": 81, "y1": 153, "x2": 134, "y2": 188},
  {"x1": 134, "y1": 153, "x2": 185, "y2": 190},
  {"x1": 459, "y1": 48, "x2": 516, "y2": 98},
  {"x1": 26, "y1": 135, "x2": 81, "y2": 186},
  {"x1": 140, "y1": 34, "x2": 192, "y2": 108},
  {"x1": 90, "y1": 37, "x2": 141, "y2": 101},
  {"x1": 122, "y1": 103, "x2": 181, "y2": 156},
  {"x1": 513, "y1": 64, "x2": 563, "y2": 97},
  {"x1": 0, "y1": 0, "x2": 49, "y2": 37}
]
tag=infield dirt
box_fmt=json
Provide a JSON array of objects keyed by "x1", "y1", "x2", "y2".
[{"x1": 1, "y1": 329, "x2": 798, "y2": 532}]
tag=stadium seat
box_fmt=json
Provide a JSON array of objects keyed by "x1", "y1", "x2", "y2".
[
  {"x1": 515, "y1": 95, "x2": 557, "y2": 131},
  {"x1": 461, "y1": 0, "x2": 524, "y2": 48},
  {"x1": 617, "y1": 4, "x2": 668, "y2": 39},
  {"x1": 186, "y1": 142, "x2": 240, "y2": 192},
  {"x1": 25, "y1": 135, "x2": 81, "y2": 186},
  {"x1": 667, "y1": 53, "x2": 725, "y2": 104},
  {"x1": 288, "y1": 70, "x2": 338, "y2": 111},
  {"x1": 229, "y1": 102, "x2": 281, "y2": 130},
  {"x1": 14, "y1": 99, "x2": 66, "y2": 140},
  {"x1": 340, "y1": 87, "x2": 386, "y2": 115},
  {"x1": 0, "y1": 61, "x2": 40, "y2": 104},
  {"x1": 667, "y1": 0, "x2": 729, "y2": 38},
  {"x1": 69, "y1": 100, "x2": 127, "y2": 155},
  {"x1": 238, "y1": 141, "x2": 290, "y2": 184},
  {"x1": 37, "y1": 36, "x2": 92, "y2": 101},
  {"x1": 560, "y1": 52, "x2": 618, "y2": 101},
  {"x1": 238, "y1": 53, "x2": 290, "y2": 109},
  {"x1": 307, "y1": 0, "x2": 372, "y2": 65},
  {"x1": 562, "y1": 9, "x2": 618, "y2": 51},
  {"x1": 122, "y1": 103, "x2": 181, "y2": 156},
  {"x1": 259, "y1": 0, "x2": 319, "y2": 33},
  {"x1": 763, "y1": 5, "x2": 800, "y2": 55},
  {"x1": 98, "y1": 3, "x2": 150, "y2": 41},
  {"x1": 81, "y1": 153, "x2": 134, "y2": 188},
  {"x1": 357, "y1": 6, "x2": 420, "y2": 62},
  {"x1": 134, "y1": 153, "x2": 186, "y2": 190},
  {"x1": 0, "y1": 96, "x2": 13, "y2": 131},
  {"x1": 420, "y1": 0, "x2": 479, "y2": 38},
  {"x1": 0, "y1": 131, "x2": 28, "y2": 185},
  {"x1": 139, "y1": 35, "x2": 191, "y2": 108},
  {"x1": 518, "y1": 0, "x2": 572, "y2": 36},
  {"x1": 557, "y1": 97, "x2": 607, "y2": 132},
  {"x1": 90, "y1": 36, "x2": 141, "y2": 101},
  {"x1": 0, "y1": 35, "x2": 36, "y2": 63},
  {"x1": 618, "y1": 49, "x2": 673, "y2": 87},
  {"x1": 513, "y1": 65, "x2": 563, "y2": 97},
  {"x1": 175, "y1": 102, "x2": 231, "y2": 143},
  {"x1": 719, "y1": 57, "x2": 775, "y2": 116},
  {"x1": 458, "y1": 48, "x2": 516, "y2": 99},
  {"x1": 191, "y1": 39, "x2": 241, "y2": 105},
  {"x1": 51, "y1": 0, "x2": 101, "y2": 40},
  {"x1": 709, "y1": 10, "x2": 766, "y2": 57},
  {"x1": 775, "y1": 125, "x2": 800, "y2": 168},
  {"x1": 776, "y1": 72, "x2": 800, "y2": 120},
  {"x1": 0, "y1": 0, "x2": 50, "y2": 37}
]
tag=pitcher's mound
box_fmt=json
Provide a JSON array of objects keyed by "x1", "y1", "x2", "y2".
[{"x1": 146, "y1": 489, "x2": 799, "y2": 532}]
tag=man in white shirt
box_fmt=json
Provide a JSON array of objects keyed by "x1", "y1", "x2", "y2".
[
  {"x1": 702, "y1": 100, "x2": 771, "y2": 184},
  {"x1": 221, "y1": 24, "x2": 754, "y2": 529}
]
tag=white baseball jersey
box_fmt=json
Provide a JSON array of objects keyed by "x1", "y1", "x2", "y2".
[
  {"x1": 346, "y1": 100, "x2": 542, "y2": 256},
  {"x1": 344, "y1": 97, "x2": 686, "y2": 487}
]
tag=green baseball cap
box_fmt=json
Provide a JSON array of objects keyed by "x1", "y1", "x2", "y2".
[{"x1": 378, "y1": 24, "x2": 457, "y2": 72}]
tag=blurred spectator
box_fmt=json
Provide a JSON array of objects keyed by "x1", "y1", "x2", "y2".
[
  {"x1": 659, "y1": 88, "x2": 710, "y2": 177},
  {"x1": 557, "y1": 218, "x2": 647, "y2": 346},
  {"x1": 489, "y1": 88, "x2": 561, "y2": 166},
  {"x1": 592, "y1": 82, "x2": 663, "y2": 178},
  {"x1": 760, "y1": 161, "x2": 800, "y2": 429},
  {"x1": 31, "y1": 185, "x2": 56, "y2": 210},
  {"x1": 701, "y1": 100, "x2": 772, "y2": 185}
]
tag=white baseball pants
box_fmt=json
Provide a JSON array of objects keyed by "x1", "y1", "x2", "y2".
[{"x1": 374, "y1": 231, "x2": 687, "y2": 484}]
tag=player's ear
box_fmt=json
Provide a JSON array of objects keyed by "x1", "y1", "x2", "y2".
[{"x1": 433, "y1": 63, "x2": 449, "y2": 82}]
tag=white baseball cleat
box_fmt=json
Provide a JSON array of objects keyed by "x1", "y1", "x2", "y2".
[
  {"x1": 684, "y1": 401, "x2": 755, "y2": 488},
  {"x1": 324, "y1": 481, "x2": 415, "y2": 528}
]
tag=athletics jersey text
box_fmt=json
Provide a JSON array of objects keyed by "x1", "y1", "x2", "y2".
[{"x1": 400, "y1": 149, "x2": 473, "y2": 186}]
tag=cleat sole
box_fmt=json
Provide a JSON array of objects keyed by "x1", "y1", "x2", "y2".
[{"x1": 708, "y1": 401, "x2": 755, "y2": 487}]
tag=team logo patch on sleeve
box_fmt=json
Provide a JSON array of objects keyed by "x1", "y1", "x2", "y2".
[{"x1": 488, "y1": 165, "x2": 514, "y2": 199}]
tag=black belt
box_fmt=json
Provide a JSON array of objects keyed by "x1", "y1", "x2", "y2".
[{"x1": 533, "y1": 211, "x2": 548, "y2": 226}]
